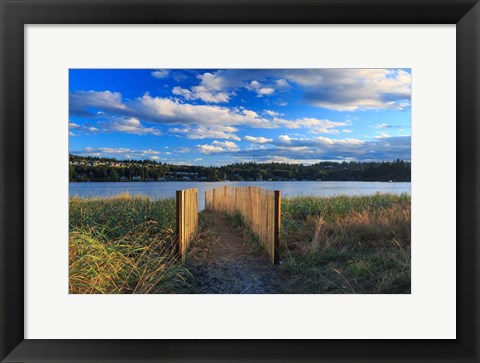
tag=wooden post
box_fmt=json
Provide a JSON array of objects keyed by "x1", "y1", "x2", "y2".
[
  {"x1": 176, "y1": 190, "x2": 184, "y2": 261},
  {"x1": 273, "y1": 190, "x2": 281, "y2": 265}
]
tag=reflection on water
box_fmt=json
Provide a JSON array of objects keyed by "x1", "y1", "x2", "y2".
[{"x1": 70, "y1": 181, "x2": 411, "y2": 211}]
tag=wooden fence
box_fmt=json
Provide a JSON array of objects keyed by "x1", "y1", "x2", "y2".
[
  {"x1": 176, "y1": 188, "x2": 198, "y2": 261},
  {"x1": 205, "y1": 186, "x2": 280, "y2": 265}
]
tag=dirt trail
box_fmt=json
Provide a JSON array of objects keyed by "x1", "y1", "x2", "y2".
[{"x1": 185, "y1": 211, "x2": 287, "y2": 294}]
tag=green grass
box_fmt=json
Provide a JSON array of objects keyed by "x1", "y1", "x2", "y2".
[
  {"x1": 69, "y1": 193, "x2": 191, "y2": 294},
  {"x1": 280, "y1": 193, "x2": 411, "y2": 294},
  {"x1": 69, "y1": 192, "x2": 411, "y2": 294}
]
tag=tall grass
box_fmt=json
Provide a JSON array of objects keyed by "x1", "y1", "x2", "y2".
[
  {"x1": 281, "y1": 193, "x2": 411, "y2": 294},
  {"x1": 69, "y1": 193, "x2": 191, "y2": 294},
  {"x1": 70, "y1": 193, "x2": 175, "y2": 239}
]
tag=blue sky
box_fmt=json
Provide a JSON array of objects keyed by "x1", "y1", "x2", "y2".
[{"x1": 69, "y1": 69, "x2": 411, "y2": 166}]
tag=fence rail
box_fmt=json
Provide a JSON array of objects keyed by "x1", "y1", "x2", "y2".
[
  {"x1": 176, "y1": 188, "x2": 198, "y2": 261},
  {"x1": 205, "y1": 186, "x2": 280, "y2": 265}
]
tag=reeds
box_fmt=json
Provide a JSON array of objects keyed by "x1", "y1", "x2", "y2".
[
  {"x1": 281, "y1": 193, "x2": 411, "y2": 294},
  {"x1": 69, "y1": 194, "x2": 191, "y2": 294}
]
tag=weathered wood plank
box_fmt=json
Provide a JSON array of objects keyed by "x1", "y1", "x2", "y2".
[{"x1": 205, "y1": 186, "x2": 280, "y2": 265}]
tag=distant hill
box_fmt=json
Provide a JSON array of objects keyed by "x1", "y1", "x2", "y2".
[{"x1": 69, "y1": 154, "x2": 411, "y2": 182}]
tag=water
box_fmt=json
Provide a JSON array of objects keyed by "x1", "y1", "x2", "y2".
[{"x1": 69, "y1": 181, "x2": 411, "y2": 211}]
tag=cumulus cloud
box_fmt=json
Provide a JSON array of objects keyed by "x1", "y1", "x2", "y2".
[
  {"x1": 191, "y1": 133, "x2": 410, "y2": 162},
  {"x1": 275, "y1": 79, "x2": 289, "y2": 89},
  {"x1": 68, "y1": 116, "x2": 161, "y2": 136},
  {"x1": 183, "y1": 69, "x2": 411, "y2": 111},
  {"x1": 196, "y1": 144, "x2": 225, "y2": 154},
  {"x1": 234, "y1": 135, "x2": 411, "y2": 162},
  {"x1": 244, "y1": 136, "x2": 273, "y2": 144},
  {"x1": 67, "y1": 121, "x2": 101, "y2": 135},
  {"x1": 273, "y1": 117, "x2": 348, "y2": 134},
  {"x1": 375, "y1": 123, "x2": 407, "y2": 129},
  {"x1": 98, "y1": 117, "x2": 162, "y2": 135},
  {"x1": 71, "y1": 91, "x2": 275, "y2": 129},
  {"x1": 169, "y1": 125, "x2": 240, "y2": 140},
  {"x1": 151, "y1": 70, "x2": 170, "y2": 79},
  {"x1": 279, "y1": 69, "x2": 411, "y2": 111},
  {"x1": 171, "y1": 72, "x2": 231, "y2": 103},
  {"x1": 70, "y1": 90, "x2": 126, "y2": 116},
  {"x1": 172, "y1": 86, "x2": 230, "y2": 103},
  {"x1": 74, "y1": 147, "x2": 162, "y2": 159},
  {"x1": 197, "y1": 140, "x2": 239, "y2": 154},
  {"x1": 169, "y1": 70, "x2": 293, "y2": 104},
  {"x1": 247, "y1": 80, "x2": 275, "y2": 97},
  {"x1": 212, "y1": 140, "x2": 239, "y2": 149},
  {"x1": 264, "y1": 110, "x2": 283, "y2": 117}
]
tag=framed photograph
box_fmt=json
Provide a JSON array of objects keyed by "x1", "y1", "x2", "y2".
[{"x1": 1, "y1": 0, "x2": 478, "y2": 362}]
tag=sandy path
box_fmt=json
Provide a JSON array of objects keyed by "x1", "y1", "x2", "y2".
[{"x1": 185, "y1": 211, "x2": 286, "y2": 294}]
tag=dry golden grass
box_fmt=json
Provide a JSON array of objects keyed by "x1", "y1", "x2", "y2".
[
  {"x1": 69, "y1": 195, "x2": 191, "y2": 294},
  {"x1": 281, "y1": 194, "x2": 411, "y2": 294}
]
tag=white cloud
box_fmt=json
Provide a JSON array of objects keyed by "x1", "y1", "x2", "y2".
[
  {"x1": 257, "y1": 87, "x2": 275, "y2": 96},
  {"x1": 273, "y1": 117, "x2": 347, "y2": 134},
  {"x1": 278, "y1": 135, "x2": 292, "y2": 143},
  {"x1": 198, "y1": 72, "x2": 227, "y2": 90},
  {"x1": 374, "y1": 123, "x2": 407, "y2": 129},
  {"x1": 171, "y1": 72, "x2": 231, "y2": 103},
  {"x1": 70, "y1": 90, "x2": 126, "y2": 115},
  {"x1": 196, "y1": 140, "x2": 239, "y2": 154},
  {"x1": 141, "y1": 149, "x2": 161, "y2": 155},
  {"x1": 71, "y1": 116, "x2": 161, "y2": 136},
  {"x1": 71, "y1": 91, "x2": 277, "y2": 129},
  {"x1": 128, "y1": 94, "x2": 275, "y2": 128},
  {"x1": 244, "y1": 136, "x2": 273, "y2": 144},
  {"x1": 185, "y1": 69, "x2": 411, "y2": 111},
  {"x1": 247, "y1": 80, "x2": 275, "y2": 97},
  {"x1": 264, "y1": 110, "x2": 283, "y2": 117},
  {"x1": 151, "y1": 70, "x2": 170, "y2": 79},
  {"x1": 169, "y1": 125, "x2": 240, "y2": 140},
  {"x1": 98, "y1": 117, "x2": 162, "y2": 136},
  {"x1": 280, "y1": 69, "x2": 411, "y2": 111},
  {"x1": 76, "y1": 147, "x2": 162, "y2": 159},
  {"x1": 69, "y1": 86, "x2": 408, "y2": 146},
  {"x1": 172, "y1": 86, "x2": 191, "y2": 98},
  {"x1": 249, "y1": 80, "x2": 260, "y2": 89},
  {"x1": 342, "y1": 129, "x2": 353, "y2": 133},
  {"x1": 212, "y1": 140, "x2": 239, "y2": 150},
  {"x1": 258, "y1": 156, "x2": 324, "y2": 165},
  {"x1": 234, "y1": 135, "x2": 410, "y2": 162},
  {"x1": 275, "y1": 79, "x2": 289, "y2": 89},
  {"x1": 172, "y1": 86, "x2": 230, "y2": 103},
  {"x1": 197, "y1": 144, "x2": 225, "y2": 154}
]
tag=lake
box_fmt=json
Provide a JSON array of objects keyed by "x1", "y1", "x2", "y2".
[{"x1": 69, "y1": 181, "x2": 411, "y2": 211}]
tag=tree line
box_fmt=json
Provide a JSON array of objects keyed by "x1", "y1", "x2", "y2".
[{"x1": 69, "y1": 154, "x2": 411, "y2": 182}]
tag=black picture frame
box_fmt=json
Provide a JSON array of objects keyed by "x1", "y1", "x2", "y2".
[{"x1": 1, "y1": 0, "x2": 479, "y2": 362}]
